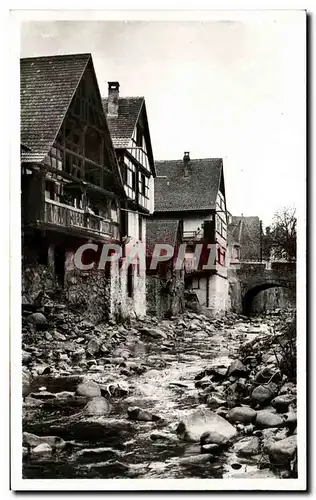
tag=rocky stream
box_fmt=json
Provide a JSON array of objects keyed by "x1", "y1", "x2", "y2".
[{"x1": 22, "y1": 306, "x2": 297, "y2": 480}]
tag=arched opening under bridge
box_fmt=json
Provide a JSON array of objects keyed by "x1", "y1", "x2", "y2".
[{"x1": 242, "y1": 282, "x2": 287, "y2": 316}]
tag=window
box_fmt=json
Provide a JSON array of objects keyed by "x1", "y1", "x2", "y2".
[
  {"x1": 192, "y1": 278, "x2": 200, "y2": 289},
  {"x1": 111, "y1": 199, "x2": 118, "y2": 222},
  {"x1": 138, "y1": 216, "x2": 143, "y2": 241},
  {"x1": 127, "y1": 265, "x2": 134, "y2": 298},
  {"x1": 49, "y1": 146, "x2": 63, "y2": 171},
  {"x1": 141, "y1": 174, "x2": 146, "y2": 195},
  {"x1": 45, "y1": 180, "x2": 55, "y2": 200},
  {"x1": 120, "y1": 161, "x2": 127, "y2": 184},
  {"x1": 131, "y1": 171, "x2": 136, "y2": 191}
]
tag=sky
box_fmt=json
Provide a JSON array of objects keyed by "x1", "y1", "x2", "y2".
[{"x1": 19, "y1": 13, "x2": 306, "y2": 226}]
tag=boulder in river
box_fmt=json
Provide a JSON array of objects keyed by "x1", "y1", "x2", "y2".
[
  {"x1": 255, "y1": 367, "x2": 282, "y2": 384},
  {"x1": 177, "y1": 454, "x2": 214, "y2": 465},
  {"x1": 226, "y1": 406, "x2": 257, "y2": 424},
  {"x1": 261, "y1": 427, "x2": 288, "y2": 453},
  {"x1": 233, "y1": 436, "x2": 260, "y2": 457},
  {"x1": 76, "y1": 380, "x2": 101, "y2": 398},
  {"x1": 176, "y1": 408, "x2": 237, "y2": 443},
  {"x1": 83, "y1": 396, "x2": 111, "y2": 416},
  {"x1": 22, "y1": 352, "x2": 32, "y2": 365},
  {"x1": 227, "y1": 359, "x2": 248, "y2": 378},
  {"x1": 268, "y1": 435, "x2": 297, "y2": 465},
  {"x1": 86, "y1": 338, "x2": 100, "y2": 356},
  {"x1": 127, "y1": 406, "x2": 161, "y2": 422},
  {"x1": 271, "y1": 395, "x2": 296, "y2": 413},
  {"x1": 139, "y1": 327, "x2": 167, "y2": 339},
  {"x1": 150, "y1": 431, "x2": 179, "y2": 443},
  {"x1": 23, "y1": 432, "x2": 66, "y2": 450},
  {"x1": 32, "y1": 443, "x2": 53, "y2": 457},
  {"x1": 251, "y1": 383, "x2": 278, "y2": 405},
  {"x1": 34, "y1": 364, "x2": 51, "y2": 376},
  {"x1": 26, "y1": 312, "x2": 47, "y2": 327},
  {"x1": 255, "y1": 410, "x2": 284, "y2": 429}
]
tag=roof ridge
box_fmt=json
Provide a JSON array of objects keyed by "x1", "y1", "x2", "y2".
[
  {"x1": 102, "y1": 96, "x2": 144, "y2": 101},
  {"x1": 155, "y1": 157, "x2": 223, "y2": 162},
  {"x1": 20, "y1": 53, "x2": 91, "y2": 61}
]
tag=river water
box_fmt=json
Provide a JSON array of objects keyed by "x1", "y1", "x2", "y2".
[{"x1": 23, "y1": 315, "x2": 278, "y2": 480}]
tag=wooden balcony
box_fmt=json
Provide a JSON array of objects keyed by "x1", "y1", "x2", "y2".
[
  {"x1": 43, "y1": 199, "x2": 120, "y2": 240},
  {"x1": 182, "y1": 230, "x2": 204, "y2": 242}
]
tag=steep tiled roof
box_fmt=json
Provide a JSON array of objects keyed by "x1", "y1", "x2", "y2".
[
  {"x1": 102, "y1": 97, "x2": 144, "y2": 148},
  {"x1": 20, "y1": 53, "x2": 91, "y2": 163},
  {"x1": 146, "y1": 219, "x2": 180, "y2": 257},
  {"x1": 228, "y1": 216, "x2": 262, "y2": 260},
  {"x1": 154, "y1": 158, "x2": 223, "y2": 212}
]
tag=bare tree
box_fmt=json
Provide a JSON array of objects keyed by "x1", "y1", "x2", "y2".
[{"x1": 266, "y1": 207, "x2": 296, "y2": 261}]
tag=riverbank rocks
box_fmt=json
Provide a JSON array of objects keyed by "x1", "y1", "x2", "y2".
[
  {"x1": 261, "y1": 427, "x2": 288, "y2": 453},
  {"x1": 251, "y1": 383, "x2": 278, "y2": 405},
  {"x1": 23, "y1": 432, "x2": 66, "y2": 450},
  {"x1": 177, "y1": 454, "x2": 214, "y2": 466},
  {"x1": 279, "y1": 382, "x2": 297, "y2": 395},
  {"x1": 76, "y1": 380, "x2": 101, "y2": 398},
  {"x1": 255, "y1": 367, "x2": 282, "y2": 384},
  {"x1": 233, "y1": 436, "x2": 260, "y2": 457},
  {"x1": 127, "y1": 406, "x2": 161, "y2": 422},
  {"x1": 177, "y1": 408, "x2": 237, "y2": 443},
  {"x1": 227, "y1": 359, "x2": 248, "y2": 378},
  {"x1": 22, "y1": 369, "x2": 32, "y2": 396},
  {"x1": 268, "y1": 435, "x2": 297, "y2": 465},
  {"x1": 83, "y1": 397, "x2": 111, "y2": 416},
  {"x1": 33, "y1": 364, "x2": 51, "y2": 376},
  {"x1": 139, "y1": 327, "x2": 167, "y2": 340},
  {"x1": 255, "y1": 410, "x2": 284, "y2": 429},
  {"x1": 22, "y1": 352, "x2": 32, "y2": 365},
  {"x1": 226, "y1": 406, "x2": 257, "y2": 424},
  {"x1": 86, "y1": 338, "x2": 100, "y2": 356},
  {"x1": 26, "y1": 312, "x2": 47, "y2": 327},
  {"x1": 206, "y1": 394, "x2": 227, "y2": 409},
  {"x1": 208, "y1": 366, "x2": 228, "y2": 381},
  {"x1": 150, "y1": 431, "x2": 179, "y2": 442}
]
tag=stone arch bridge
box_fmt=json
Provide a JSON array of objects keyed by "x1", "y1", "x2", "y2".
[{"x1": 230, "y1": 261, "x2": 296, "y2": 315}]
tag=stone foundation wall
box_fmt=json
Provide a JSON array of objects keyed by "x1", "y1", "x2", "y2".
[
  {"x1": 228, "y1": 268, "x2": 242, "y2": 313},
  {"x1": 64, "y1": 250, "x2": 111, "y2": 323},
  {"x1": 22, "y1": 244, "x2": 56, "y2": 303},
  {"x1": 208, "y1": 273, "x2": 230, "y2": 314},
  {"x1": 146, "y1": 270, "x2": 184, "y2": 319}
]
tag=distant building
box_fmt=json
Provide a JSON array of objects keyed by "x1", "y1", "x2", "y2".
[
  {"x1": 228, "y1": 215, "x2": 263, "y2": 262},
  {"x1": 153, "y1": 152, "x2": 229, "y2": 314}
]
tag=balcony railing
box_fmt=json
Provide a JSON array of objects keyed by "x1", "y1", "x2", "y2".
[
  {"x1": 183, "y1": 230, "x2": 204, "y2": 242},
  {"x1": 44, "y1": 199, "x2": 120, "y2": 240}
]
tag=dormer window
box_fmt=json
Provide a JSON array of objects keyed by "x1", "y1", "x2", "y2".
[{"x1": 111, "y1": 199, "x2": 119, "y2": 222}]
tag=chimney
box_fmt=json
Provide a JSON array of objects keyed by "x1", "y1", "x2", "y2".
[
  {"x1": 107, "y1": 81, "x2": 120, "y2": 117},
  {"x1": 183, "y1": 151, "x2": 190, "y2": 177}
]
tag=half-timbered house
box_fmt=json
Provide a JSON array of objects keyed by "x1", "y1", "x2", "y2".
[
  {"x1": 103, "y1": 83, "x2": 156, "y2": 317},
  {"x1": 154, "y1": 153, "x2": 229, "y2": 314},
  {"x1": 21, "y1": 53, "x2": 126, "y2": 321}
]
